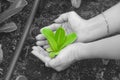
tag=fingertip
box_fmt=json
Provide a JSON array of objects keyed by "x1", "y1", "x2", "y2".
[
  {"x1": 55, "y1": 17, "x2": 63, "y2": 23},
  {"x1": 45, "y1": 58, "x2": 51, "y2": 67},
  {"x1": 36, "y1": 41, "x2": 42, "y2": 46},
  {"x1": 37, "y1": 46, "x2": 49, "y2": 57},
  {"x1": 31, "y1": 50, "x2": 36, "y2": 55},
  {"x1": 43, "y1": 45, "x2": 49, "y2": 49},
  {"x1": 55, "y1": 67, "x2": 62, "y2": 72},
  {"x1": 40, "y1": 27, "x2": 48, "y2": 33},
  {"x1": 32, "y1": 50, "x2": 47, "y2": 63},
  {"x1": 48, "y1": 58, "x2": 59, "y2": 68},
  {"x1": 36, "y1": 42, "x2": 39, "y2": 45},
  {"x1": 32, "y1": 46, "x2": 34, "y2": 49},
  {"x1": 31, "y1": 50, "x2": 34, "y2": 54},
  {"x1": 45, "y1": 62, "x2": 49, "y2": 67},
  {"x1": 54, "y1": 18, "x2": 60, "y2": 23},
  {"x1": 36, "y1": 34, "x2": 45, "y2": 40},
  {"x1": 55, "y1": 13, "x2": 68, "y2": 23},
  {"x1": 32, "y1": 46, "x2": 37, "y2": 50},
  {"x1": 36, "y1": 35, "x2": 40, "y2": 40},
  {"x1": 36, "y1": 41, "x2": 48, "y2": 46}
]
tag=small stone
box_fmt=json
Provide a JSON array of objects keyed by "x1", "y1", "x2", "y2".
[
  {"x1": 102, "y1": 59, "x2": 109, "y2": 65},
  {"x1": 71, "y1": 0, "x2": 81, "y2": 8},
  {"x1": 0, "y1": 44, "x2": 3, "y2": 63},
  {"x1": 16, "y1": 75, "x2": 28, "y2": 80}
]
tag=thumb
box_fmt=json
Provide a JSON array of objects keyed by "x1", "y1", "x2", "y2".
[
  {"x1": 54, "y1": 13, "x2": 69, "y2": 23},
  {"x1": 55, "y1": 11, "x2": 81, "y2": 23}
]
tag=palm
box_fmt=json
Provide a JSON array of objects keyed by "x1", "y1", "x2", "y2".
[{"x1": 61, "y1": 19, "x2": 87, "y2": 42}]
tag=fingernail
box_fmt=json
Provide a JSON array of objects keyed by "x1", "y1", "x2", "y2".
[
  {"x1": 36, "y1": 42, "x2": 39, "y2": 45},
  {"x1": 45, "y1": 62, "x2": 50, "y2": 67},
  {"x1": 36, "y1": 35, "x2": 40, "y2": 40},
  {"x1": 45, "y1": 62, "x2": 48, "y2": 67},
  {"x1": 32, "y1": 46, "x2": 35, "y2": 49},
  {"x1": 54, "y1": 19, "x2": 57, "y2": 22},
  {"x1": 31, "y1": 51, "x2": 33, "y2": 53},
  {"x1": 54, "y1": 19, "x2": 58, "y2": 23},
  {"x1": 35, "y1": 36, "x2": 38, "y2": 39}
]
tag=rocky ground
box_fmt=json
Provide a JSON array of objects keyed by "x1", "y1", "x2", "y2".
[{"x1": 0, "y1": 0, "x2": 120, "y2": 80}]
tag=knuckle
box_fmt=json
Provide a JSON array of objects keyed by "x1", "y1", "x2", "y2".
[
  {"x1": 44, "y1": 40, "x2": 48, "y2": 44},
  {"x1": 49, "y1": 62, "x2": 56, "y2": 68},
  {"x1": 36, "y1": 41, "x2": 40, "y2": 44},
  {"x1": 53, "y1": 24, "x2": 57, "y2": 26},
  {"x1": 69, "y1": 11, "x2": 76, "y2": 14},
  {"x1": 36, "y1": 35, "x2": 40, "y2": 39},
  {"x1": 45, "y1": 62, "x2": 50, "y2": 67},
  {"x1": 55, "y1": 67, "x2": 62, "y2": 72},
  {"x1": 37, "y1": 41, "x2": 41, "y2": 44},
  {"x1": 50, "y1": 24, "x2": 59, "y2": 28},
  {"x1": 43, "y1": 45, "x2": 48, "y2": 48},
  {"x1": 51, "y1": 24, "x2": 55, "y2": 26},
  {"x1": 60, "y1": 14, "x2": 65, "y2": 18}
]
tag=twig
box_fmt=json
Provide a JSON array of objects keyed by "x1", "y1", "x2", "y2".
[{"x1": 4, "y1": 0, "x2": 40, "y2": 80}]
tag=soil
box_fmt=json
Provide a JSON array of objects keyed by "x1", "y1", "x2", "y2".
[{"x1": 0, "y1": 0, "x2": 120, "y2": 80}]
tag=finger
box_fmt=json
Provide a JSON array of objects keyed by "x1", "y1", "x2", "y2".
[
  {"x1": 54, "y1": 64, "x2": 69, "y2": 72},
  {"x1": 41, "y1": 24, "x2": 61, "y2": 32},
  {"x1": 62, "y1": 22, "x2": 73, "y2": 34},
  {"x1": 37, "y1": 24, "x2": 60, "y2": 41},
  {"x1": 48, "y1": 24, "x2": 61, "y2": 31},
  {"x1": 47, "y1": 57, "x2": 61, "y2": 68},
  {"x1": 31, "y1": 50, "x2": 46, "y2": 63},
  {"x1": 31, "y1": 50, "x2": 51, "y2": 63},
  {"x1": 54, "y1": 66, "x2": 63, "y2": 72},
  {"x1": 43, "y1": 45, "x2": 49, "y2": 49},
  {"x1": 36, "y1": 40, "x2": 48, "y2": 46},
  {"x1": 32, "y1": 46, "x2": 49, "y2": 57},
  {"x1": 32, "y1": 46, "x2": 39, "y2": 51},
  {"x1": 36, "y1": 34, "x2": 45, "y2": 41},
  {"x1": 37, "y1": 46, "x2": 49, "y2": 56},
  {"x1": 54, "y1": 13, "x2": 68, "y2": 23}
]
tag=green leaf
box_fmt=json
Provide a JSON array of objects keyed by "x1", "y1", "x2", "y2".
[
  {"x1": 60, "y1": 32, "x2": 77, "y2": 49},
  {"x1": 46, "y1": 47, "x2": 53, "y2": 52},
  {"x1": 49, "y1": 52, "x2": 58, "y2": 58},
  {"x1": 41, "y1": 27, "x2": 54, "y2": 38},
  {"x1": 55, "y1": 27, "x2": 66, "y2": 48},
  {"x1": 41, "y1": 27, "x2": 58, "y2": 51},
  {"x1": 41, "y1": 26, "x2": 77, "y2": 58}
]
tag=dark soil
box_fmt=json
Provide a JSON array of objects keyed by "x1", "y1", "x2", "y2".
[{"x1": 0, "y1": 0, "x2": 120, "y2": 80}]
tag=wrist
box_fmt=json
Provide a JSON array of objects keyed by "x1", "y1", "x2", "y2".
[
  {"x1": 86, "y1": 14, "x2": 108, "y2": 41},
  {"x1": 74, "y1": 43, "x2": 93, "y2": 61},
  {"x1": 79, "y1": 42, "x2": 99, "y2": 59}
]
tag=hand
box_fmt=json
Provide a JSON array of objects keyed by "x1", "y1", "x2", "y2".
[
  {"x1": 36, "y1": 11, "x2": 109, "y2": 47},
  {"x1": 31, "y1": 43, "x2": 89, "y2": 71},
  {"x1": 36, "y1": 11, "x2": 94, "y2": 47}
]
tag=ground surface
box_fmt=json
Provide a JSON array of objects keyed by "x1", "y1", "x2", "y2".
[{"x1": 0, "y1": 0, "x2": 120, "y2": 80}]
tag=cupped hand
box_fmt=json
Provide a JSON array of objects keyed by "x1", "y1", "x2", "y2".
[
  {"x1": 31, "y1": 43, "x2": 88, "y2": 71},
  {"x1": 36, "y1": 11, "x2": 93, "y2": 48}
]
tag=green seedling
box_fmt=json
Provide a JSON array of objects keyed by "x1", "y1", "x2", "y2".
[{"x1": 41, "y1": 26, "x2": 77, "y2": 58}]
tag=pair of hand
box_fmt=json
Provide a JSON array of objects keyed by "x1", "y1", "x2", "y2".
[{"x1": 31, "y1": 11, "x2": 94, "y2": 71}]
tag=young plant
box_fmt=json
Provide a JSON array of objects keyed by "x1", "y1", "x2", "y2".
[{"x1": 41, "y1": 26, "x2": 77, "y2": 58}]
